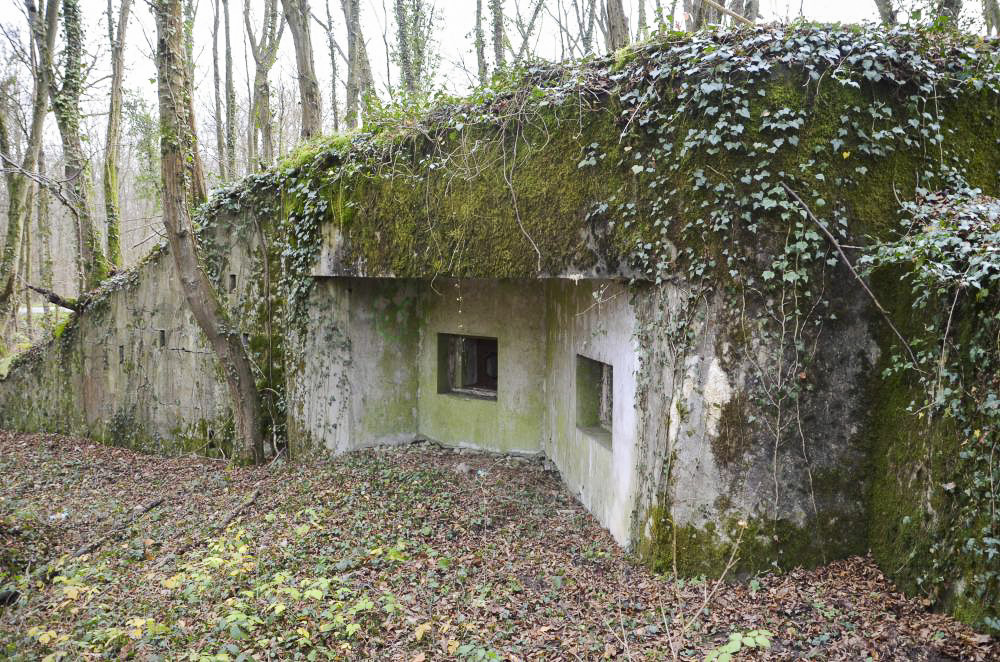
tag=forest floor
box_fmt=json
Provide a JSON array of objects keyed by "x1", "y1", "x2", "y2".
[{"x1": 0, "y1": 430, "x2": 996, "y2": 661}]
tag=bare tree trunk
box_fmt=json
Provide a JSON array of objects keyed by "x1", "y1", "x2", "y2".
[
  {"x1": 37, "y1": 147, "x2": 54, "y2": 324},
  {"x1": 343, "y1": 0, "x2": 360, "y2": 127},
  {"x1": 936, "y1": 0, "x2": 961, "y2": 20},
  {"x1": 475, "y1": 0, "x2": 487, "y2": 81},
  {"x1": 637, "y1": 0, "x2": 647, "y2": 37},
  {"x1": 153, "y1": 0, "x2": 266, "y2": 465},
  {"x1": 280, "y1": 0, "x2": 323, "y2": 139},
  {"x1": 604, "y1": 0, "x2": 628, "y2": 51},
  {"x1": 223, "y1": 0, "x2": 237, "y2": 178},
  {"x1": 489, "y1": 0, "x2": 504, "y2": 68},
  {"x1": 322, "y1": 0, "x2": 340, "y2": 131},
  {"x1": 212, "y1": 0, "x2": 228, "y2": 181},
  {"x1": 0, "y1": 0, "x2": 59, "y2": 327},
  {"x1": 394, "y1": 0, "x2": 415, "y2": 93},
  {"x1": 245, "y1": 0, "x2": 284, "y2": 170},
  {"x1": 104, "y1": 0, "x2": 133, "y2": 268},
  {"x1": 342, "y1": 0, "x2": 374, "y2": 128},
  {"x1": 512, "y1": 0, "x2": 545, "y2": 63},
  {"x1": 20, "y1": 201, "x2": 32, "y2": 333},
  {"x1": 986, "y1": 0, "x2": 1000, "y2": 34},
  {"x1": 51, "y1": 0, "x2": 109, "y2": 291}
]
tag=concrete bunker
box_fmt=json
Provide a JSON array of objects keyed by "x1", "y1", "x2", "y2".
[{"x1": 295, "y1": 276, "x2": 640, "y2": 544}]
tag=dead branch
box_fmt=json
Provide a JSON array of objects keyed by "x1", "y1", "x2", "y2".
[
  {"x1": 218, "y1": 487, "x2": 262, "y2": 530},
  {"x1": 781, "y1": 183, "x2": 922, "y2": 371},
  {"x1": 152, "y1": 486, "x2": 263, "y2": 570},
  {"x1": 70, "y1": 497, "x2": 165, "y2": 559},
  {"x1": 0, "y1": 150, "x2": 82, "y2": 222},
  {"x1": 698, "y1": 0, "x2": 754, "y2": 26},
  {"x1": 25, "y1": 283, "x2": 80, "y2": 312}
]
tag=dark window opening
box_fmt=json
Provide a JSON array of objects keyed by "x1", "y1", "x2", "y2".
[
  {"x1": 437, "y1": 334, "x2": 498, "y2": 400},
  {"x1": 228, "y1": 274, "x2": 237, "y2": 292},
  {"x1": 577, "y1": 355, "x2": 613, "y2": 441},
  {"x1": 158, "y1": 329, "x2": 166, "y2": 347}
]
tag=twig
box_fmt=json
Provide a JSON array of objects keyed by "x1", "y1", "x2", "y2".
[
  {"x1": 698, "y1": 0, "x2": 754, "y2": 26},
  {"x1": 71, "y1": 497, "x2": 165, "y2": 559},
  {"x1": 781, "y1": 183, "x2": 922, "y2": 371},
  {"x1": 216, "y1": 487, "x2": 262, "y2": 530},
  {"x1": 152, "y1": 486, "x2": 263, "y2": 570}
]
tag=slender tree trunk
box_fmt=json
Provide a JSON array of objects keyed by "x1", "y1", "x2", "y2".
[
  {"x1": 52, "y1": 0, "x2": 108, "y2": 291},
  {"x1": 0, "y1": 0, "x2": 59, "y2": 327},
  {"x1": 513, "y1": 0, "x2": 544, "y2": 63},
  {"x1": 154, "y1": 0, "x2": 265, "y2": 465},
  {"x1": 936, "y1": 0, "x2": 961, "y2": 20},
  {"x1": 212, "y1": 0, "x2": 228, "y2": 181},
  {"x1": 394, "y1": 0, "x2": 416, "y2": 93},
  {"x1": 637, "y1": 0, "x2": 647, "y2": 36},
  {"x1": 475, "y1": 0, "x2": 487, "y2": 81},
  {"x1": 872, "y1": 0, "x2": 896, "y2": 23},
  {"x1": 604, "y1": 0, "x2": 628, "y2": 51},
  {"x1": 322, "y1": 0, "x2": 340, "y2": 131},
  {"x1": 280, "y1": 0, "x2": 322, "y2": 139},
  {"x1": 21, "y1": 203, "x2": 32, "y2": 333},
  {"x1": 584, "y1": 0, "x2": 596, "y2": 51},
  {"x1": 343, "y1": 0, "x2": 359, "y2": 127},
  {"x1": 104, "y1": 0, "x2": 133, "y2": 268},
  {"x1": 342, "y1": 0, "x2": 373, "y2": 128},
  {"x1": 245, "y1": 0, "x2": 284, "y2": 171},
  {"x1": 987, "y1": 0, "x2": 1000, "y2": 34},
  {"x1": 37, "y1": 147, "x2": 54, "y2": 324},
  {"x1": 223, "y1": 0, "x2": 237, "y2": 178},
  {"x1": 489, "y1": 0, "x2": 504, "y2": 68}
]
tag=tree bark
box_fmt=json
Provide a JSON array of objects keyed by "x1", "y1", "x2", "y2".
[
  {"x1": 342, "y1": 0, "x2": 374, "y2": 128},
  {"x1": 154, "y1": 0, "x2": 266, "y2": 465},
  {"x1": 604, "y1": 0, "x2": 629, "y2": 51},
  {"x1": 321, "y1": 0, "x2": 340, "y2": 131},
  {"x1": 393, "y1": 0, "x2": 415, "y2": 94},
  {"x1": 475, "y1": 0, "x2": 487, "y2": 81},
  {"x1": 223, "y1": 0, "x2": 237, "y2": 178},
  {"x1": 280, "y1": 0, "x2": 323, "y2": 139},
  {"x1": 212, "y1": 0, "x2": 227, "y2": 181},
  {"x1": 36, "y1": 147, "x2": 54, "y2": 323},
  {"x1": 245, "y1": 0, "x2": 284, "y2": 170},
  {"x1": 51, "y1": 0, "x2": 109, "y2": 291},
  {"x1": 986, "y1": 0, "x2": 1000, "y2": 34},
  {"x1": 489, "y1": 0, "x2": 504, "y2": 68},
  {"x1": 873, "y1": 0, "x2": 896, "y2": 23},
  {"x1": 936, "y1": 0, "x2": 961, "y2": 20},
  {"x1": 0, "y1": 0, "x2": 59, "y2": 328},
  {"x1": 104, "y1": 0, "x2": 133, "y2": 268}
]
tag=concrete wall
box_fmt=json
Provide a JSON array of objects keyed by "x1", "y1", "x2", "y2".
[
  {"x1": 417, "y1": 280, "x2": 547, "y2": 455},
  {"x1": 290, "y1": 276, "x2": 642, "y2": 545},
  {"x1": 0, "y1": 249, "x2": 231, "y2": 451},
  {"x1": 290, "y1": 278, "x2": 420, "y2": 454},
  {"x1": 543, "y1": 280, "x2": 640, "y2": 546}
]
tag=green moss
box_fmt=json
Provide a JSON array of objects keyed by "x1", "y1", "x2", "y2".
[
  {"x1": 711, "y1": 393, "x2": 752, "y2": 468},
  {"x1": 277, "y1": 132, "x2": 357, "y2": 171},
  {"x1": 643, "y1": 501, "x2": 863, "y2": 578},
  {"x1": 864, "y1": 267, "x2": 999, "y2": 630}
]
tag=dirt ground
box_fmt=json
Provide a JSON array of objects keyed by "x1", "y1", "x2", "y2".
[{"x1": 0, "y1": 430, "x2": 995, "y2": 660}]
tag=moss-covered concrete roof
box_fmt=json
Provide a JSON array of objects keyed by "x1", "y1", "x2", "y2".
[{"x1": 199, "y1": 23, "x2": 1000, "y2": 286}]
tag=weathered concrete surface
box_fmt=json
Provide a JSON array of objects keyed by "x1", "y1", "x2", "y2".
[{"x1": 0, "y1": 249, "x2": 230, "y2": 451}]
